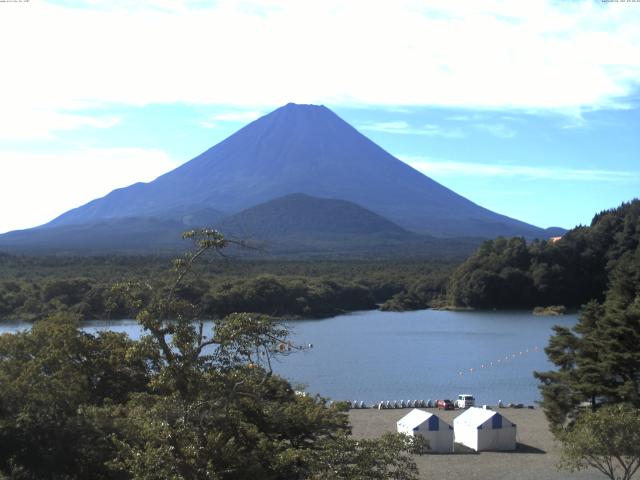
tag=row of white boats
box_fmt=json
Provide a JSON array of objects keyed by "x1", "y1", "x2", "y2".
[
  {"x1": 344, "y1": 399, "x2": 532, "y2": 410},
  {"x1": 348, "y1": 399, "x2": 434, "y2": 409}
]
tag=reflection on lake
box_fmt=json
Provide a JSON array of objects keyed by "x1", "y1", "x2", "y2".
[{"x1": 0, "y1": 309, "x2": 576, "y2": 405}]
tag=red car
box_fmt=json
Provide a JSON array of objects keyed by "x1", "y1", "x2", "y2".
[{"x1": 436, "y1": 399, "x2": 454, "y2": 410}]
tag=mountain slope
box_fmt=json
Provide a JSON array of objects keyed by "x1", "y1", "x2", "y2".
[
  {"x1": 0, "y1": 194, "x2": 482, "y2": 258},
  {"x1": 218, "y1": 193, "x2": 410, "y2": 239},
  {"x1": 44, "y1": 103, "x2": 549, "y2": 238},
  {"x1": 0, "y1": 208, "x2": 223, "y2": 254},
  {"x1": 0, "y1": 217, "x2": 187, "y2": 254},
  {"x1": 214, "y1": 193, "x2": 480, "y2": 257}
]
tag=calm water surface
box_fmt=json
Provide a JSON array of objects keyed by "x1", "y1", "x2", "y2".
[{"x1": 1, "y1": 309, "x2": 576, "y2": 405}]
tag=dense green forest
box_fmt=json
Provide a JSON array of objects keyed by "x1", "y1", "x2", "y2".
[
  {"x1": 448, "y1": 200, "x2": 640, "y2": 309},
  {"x1": 3, "y1": 199, "x2": 637, "y2": 322},
  {"x1": 535, "y1": 242, "x2": 640, "y2": 426},
  {"x1": 532, "y1": 203, "x2": 640, "y2": 480},
  {"x1": 0, "y1": 231, "x2": 421, "y2": 479},
  {"x1": 0, "y1": 253, "x2": 453, "y2": 321}
]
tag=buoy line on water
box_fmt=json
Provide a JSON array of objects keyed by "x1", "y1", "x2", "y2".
[{"x1": 457, "y1": 345, "x2": 541, "y2": 378}]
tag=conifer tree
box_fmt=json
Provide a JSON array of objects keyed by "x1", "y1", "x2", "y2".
[{"x1": 536, "y1": 246, "x2": 640, "y2": 428}]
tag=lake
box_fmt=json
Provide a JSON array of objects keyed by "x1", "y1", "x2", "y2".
[{"x1": 0, "y1": 309, "x2": 576, "y2": 406}]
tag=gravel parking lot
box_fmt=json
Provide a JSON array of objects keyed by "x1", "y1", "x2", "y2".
[{"x1": 349, "y1": 407, "x2": 604, "y2": 480}]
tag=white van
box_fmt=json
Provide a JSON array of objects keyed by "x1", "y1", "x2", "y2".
[{"x1": 456, "y1": 394, "x2": 475, "y2": 409}]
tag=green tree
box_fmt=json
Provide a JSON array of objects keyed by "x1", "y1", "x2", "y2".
[
  {"x1": 448, "y1": 200, "x2": 640, "y2": 310},
  {"x1": 1, "y1": 229, "x2": 420, "y2": 479},
  {"x1": 103, "y1": 229, "x2": 419, "y2": 479},
  {"x1": 535, "y1": 246, "x2": 640, "y2": 428},
  {"x1": 0, "y1": 313, "x2": 152, "y2": 479},
  {"x1": 558, "y1": 404, "x2": 640, "y2": 480},
  {"x1": 308, "y1": 433, "x2": 420, "y2": 480}
]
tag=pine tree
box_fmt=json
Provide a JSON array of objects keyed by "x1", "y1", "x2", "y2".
[{"x1": 536, "y1": 246, "x2": 640, "y2": 428}]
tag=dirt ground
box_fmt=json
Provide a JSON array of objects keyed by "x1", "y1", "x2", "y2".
[{"x1": 348, "y1": 407, "x2": 604, "y2": 480}]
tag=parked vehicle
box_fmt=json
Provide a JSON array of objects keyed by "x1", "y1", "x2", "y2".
[
  {"x1": 436, "y1": 399, "x2": 454, "y2": 410},
  {"x1": 456, "y1": 394, "x2": 475, "y2": 409}
]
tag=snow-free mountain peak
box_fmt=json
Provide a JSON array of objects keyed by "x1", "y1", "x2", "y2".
[{"x1": 36, "y1": 103, "x2": 549, "y2": 239}]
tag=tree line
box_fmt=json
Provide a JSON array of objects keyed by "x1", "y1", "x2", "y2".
[
  {"x1": 0, "y1": 230, "x2": 421, "y2": 479},
  {"x1": 448, "y1": 200, "x2": 640, "y2": 309},
  {"x1": 533, "y1": 205, "x2": 640, "y2": 480},
  {"x1": 3, "y1": 200, "x2": 638, "y2": 322},
  {"x1": 0, "y1": 256, "x2": 454, "y2": 322}
]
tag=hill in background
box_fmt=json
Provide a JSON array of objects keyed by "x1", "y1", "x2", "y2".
[
  {"x1": 448, "y1": 199, "x2": 640, "y2": 309},
  {"x1": 0, "y1": 103, "x2": 564, "y2": 255},
  {"x1": 0, "y1": 193, "x2": 481, "y2": 258}
]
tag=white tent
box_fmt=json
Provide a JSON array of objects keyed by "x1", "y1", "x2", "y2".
[
  {"x1": 396, "y1": 409, "x2": 454, "y2": 453},
  {"x1": 453, "y1": 407, "x2": 517, "y2": 451}
]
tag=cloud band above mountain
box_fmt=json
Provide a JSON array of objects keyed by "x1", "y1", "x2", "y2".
[
  {"x1": 1, "y1": 0, "x2": 639, "y2": 142},
  {"x1": 402, "y1": 156, "x2": 637, "y2": 183}
]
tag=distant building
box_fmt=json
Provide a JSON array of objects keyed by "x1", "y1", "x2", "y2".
[
  {"x1": 549, "y1": 236, "x2": 562, "y2": 243},
  {"x1": 453, "y1": 407, "x2": 516, "y2": 451},
  {"x1": 397, "y1": 408, "x2": 454, "y2": 453}
]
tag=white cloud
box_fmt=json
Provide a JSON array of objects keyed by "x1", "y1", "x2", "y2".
[
  {"x1": 448, "y1": 114, "x2": 482, "y2": 122},
  {"x1": 422, "y1": 124, "x2": 465, "y2": 138},
  {"x1": 359, "y1": 121, "x2": 464, "y2": 138},
  {"x1": 559, "y1": 110, "x2": 588, "y2": 130},
  {"x1": 210, "y1": 111, "x2": 264, "y2": 122},
  {"x1": 401, "y1": 155, "x2": 638, "y2": 182},
  {"x1": 199, "y1": 110, "x2": 264, "y2": 128},
  {"x1": 0, "y1": 109, "x2": 120, "y2": 140},
  {"x1": 473, "y1": 123, "x2": 516, "y2": 138},
  {"x1": 0, "y1": 0, "x2": 639, "y2": 141},
  {"x1": 0, "y1": 148, "x2": 177, "y2": 233},
  {"x1": 359, "y1": 121, "x2": 411, "y2": 133}
]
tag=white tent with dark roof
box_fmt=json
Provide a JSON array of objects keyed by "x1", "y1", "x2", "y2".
[
  {"x1": 453, "y1": 407, "x2": 517, "y2": 451},
  {"x1": 396, "y1": 409, "x2": 454, "y2": 453}
]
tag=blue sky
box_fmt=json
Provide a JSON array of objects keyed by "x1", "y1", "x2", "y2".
[{"x1": 0, "y1": 0, "x2": 639, "y2": 233}]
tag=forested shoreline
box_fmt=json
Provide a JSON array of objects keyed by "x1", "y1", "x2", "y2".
[
  {"x1": 448, "y1": 200, "x2": 640, "y2": 310},
  {"x1": 0, "y1": 202, "x2": 638, "y2": 478},
  {"x1": 0, "y1": 255, "x2": 453, "y2": 322},
  {"x1": 2, "y1": 200, "x2": 637, "y2": 323},
  {"x1": 0, "y1": 230, "x2": 423, "y2": 479}
]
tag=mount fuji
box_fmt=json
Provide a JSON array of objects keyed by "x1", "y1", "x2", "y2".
[{"x1": 0, "y1": 103, "x2": 560, "y2": 254}]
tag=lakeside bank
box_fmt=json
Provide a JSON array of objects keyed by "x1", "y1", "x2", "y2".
[
  {"x1": 2, "y1": 310, "x2": 580, "y2": 406},
  {"x1": 349, "y1": 407, "x2": 602, "y2": 480}
]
